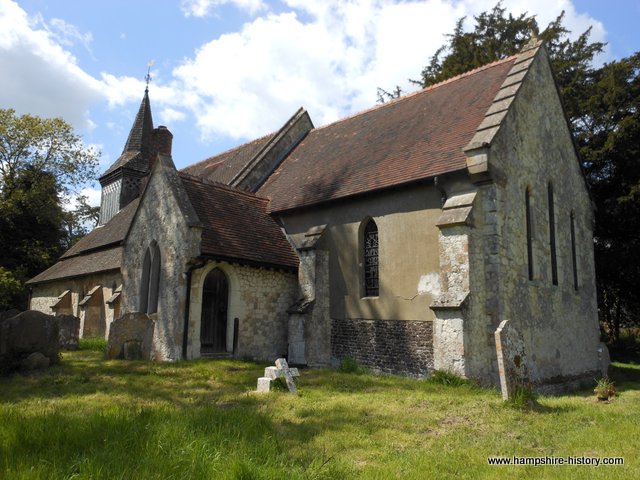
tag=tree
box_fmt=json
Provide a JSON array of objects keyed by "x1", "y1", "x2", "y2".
[
  {"x1": 415, "y1": 3, "x2": 604, "y2": 123},
  {"x1": 0, "y1": 110, "x2": 100, "y2": 309},
  {"x1": 403, "y1": 2, "x2": 639, "y2": 341},
  {"x1": 579, "y1": 53, "x2": 640, "y2": 341},
  {"x1": 0, "y1": 108, "x2": 99, "y2": 196},
  {"x1": 61, "y1": 194, "x2": 100, "y2": 250}
]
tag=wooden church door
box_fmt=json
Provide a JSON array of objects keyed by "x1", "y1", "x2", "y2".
[{"x1": 200, "y1": 268, "x2": 228, "y2": 353}]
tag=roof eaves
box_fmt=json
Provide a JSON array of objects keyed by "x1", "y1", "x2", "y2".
[
  {"x1": 26, "y1": 265, "x2": 120, "y2": 286},
  {"x1": 200, "y1": 252, "x2": 298, "y2": 272},
  {"x1": 267, "y1": 170, "x2": 467, "y2": 214}
]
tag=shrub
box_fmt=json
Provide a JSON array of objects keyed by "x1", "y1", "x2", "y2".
[{"x1": 594, "y1": 377, "x2": 616, "y2": 401}]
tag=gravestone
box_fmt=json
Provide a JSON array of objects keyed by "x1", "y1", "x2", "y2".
[
  {"x1": 56, "y1": 314, "x2": 80, "y2": 350},
  {"x1": 0, "y1": 309, "x2": 20, "y2": 323},
  {"x1": 106, "y1": 312, "x2": 154, "y2": 360},
  {"x1": 256, "y1": 358, "x2": 300, "y2": 393},
  {"x1": 494, "y1": 319, "x2": 529, "y2": 401},
  {"x1": 0, "y1": 310, "x2": 60, "y2": 365}
]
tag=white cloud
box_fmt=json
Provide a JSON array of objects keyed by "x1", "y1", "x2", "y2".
[
  {"x1": 0, "y1": 0, "x2": 609, "y2": 158},
  {"x1": 79, "y1": 186, "x2": 102, "y2": 207},
  {"x1": 159, "y1": 108, "x2": 187, "y2": 124},
  {"x1": 0, "y1": 0, "x2": 102, "y2": 129},
  {"x1": 169, "y1": 0, "x2": 608, "y2": 143},
  {"x1": 48, "y1": 17, "x2": 94, "y2": 53},
  {"x1": 181, "y1": 0, "x2": 266, "y2": 17}
]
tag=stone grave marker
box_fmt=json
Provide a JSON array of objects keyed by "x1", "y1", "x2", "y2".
[
  {"x1": 256, "y1": 358, "x2": 300, "y2": 394},
  {"x1": 494, "y1": 319, "x2": 529, "y2": 400}
]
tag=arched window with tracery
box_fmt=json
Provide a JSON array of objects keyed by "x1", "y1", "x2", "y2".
[{"x1": 363, "y1": 219, "x2": 379, "y2": 297}]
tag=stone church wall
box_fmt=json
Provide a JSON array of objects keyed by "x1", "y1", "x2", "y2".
[
  {"x1": 121, "y1": 156, "x2": 202, "y2": 361},
  {"x1": 187, "y1": 261, "x2": 297, "y2": 361},
  {"x1": 464, "y1": 49, "x2": 602, "y2": 388},
  {"x1": 29, "y1": 271, "x2": 122, "y2": 339}
]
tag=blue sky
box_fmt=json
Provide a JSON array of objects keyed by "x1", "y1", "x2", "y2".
[{"x1": 1, "y1": 0, "x2": 638, "y2": 205}]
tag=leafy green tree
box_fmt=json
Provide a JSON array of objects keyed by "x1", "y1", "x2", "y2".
[
  {"x1": 579, "y1": 53, "x2": 640, "y2": 340},
  {"x1": 0, "y1": 109, "x2": 100, "y2": 309},
  {"x1": 61, "y1": 194, "x2": 100, "y2": 250},
  {"x1": 0, "y1": 166, "x2": 66, "y2": 308},
  {"x1": 416, "y1": 3, "x2": 604, "y2": 122},
  {"x1": 0, "y1": 267, "x2": 22, "y2": 311},
  {"x1": 405, "y1": 2, "x2": 639, "y2": 341},
  {"x1": 0, "y1": 108, "x2": 99, "y2": 196}
]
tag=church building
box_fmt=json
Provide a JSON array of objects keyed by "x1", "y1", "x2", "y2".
[{"x1": 27, "y1": 39, "x2": 606, "y2": 390}]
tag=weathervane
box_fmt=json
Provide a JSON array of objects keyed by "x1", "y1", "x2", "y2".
[{"x1": 145, "y1": 59, "x2": 155, "y2": 92}]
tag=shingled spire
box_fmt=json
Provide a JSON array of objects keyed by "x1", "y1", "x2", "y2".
[
  {"x1": 98, "y1": 90, "x2": 156, "y2": 225},
  {"x1": 122, "y1": 89, "x2": 154, "y2": 162}
]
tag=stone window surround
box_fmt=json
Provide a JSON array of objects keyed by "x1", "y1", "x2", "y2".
[
  {"x1": 140, "y1": 241, "x2": 161, "y2": 314},
  {"x1": 525, "y1": 186, "x2": 534, "y2": 281},
  {"x1": 361, "y1": 217, "x2": 379, "y2": 298}
]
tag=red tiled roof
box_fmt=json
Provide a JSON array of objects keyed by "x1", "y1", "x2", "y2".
[
  {"x1": 258, "y1": 57, "x2": 516, "y2": 212},
  {"x1": 26, "y1": 247, "x2": 122, "y2": 285},
  {"x1": 61, "y1": 199, "x2": 139, "y2": 258},
  {"x1": 181, "y1": 132, "x2": 275, "y2": 185},
  {"x1": 180, "y1": 174, "x2": 298, "y2": 269}
]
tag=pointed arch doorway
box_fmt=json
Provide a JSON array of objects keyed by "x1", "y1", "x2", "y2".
[{"x1": 200, "y1": 268, "x2": 229, "y2": 354}]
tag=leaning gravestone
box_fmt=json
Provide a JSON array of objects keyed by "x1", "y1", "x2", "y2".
[
  {"x1": 494, "y1": 319, "x2": 529, "y2": 401},
  {"x1": 0, "y1": 310, "x2": 60, "y2": 372},
  {"x1": 256, "y1": 358, "x2": 300, "y2": 394},
  {"x1": 106, "y1": 312, "x2": 155, "y2": 360}
]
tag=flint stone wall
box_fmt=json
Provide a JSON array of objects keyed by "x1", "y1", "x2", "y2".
[
  {"x1": 121, "y1": 155, "x2": 201, "y2": 361},
  {"x1": 188, "y1": 261, "x2": 297, "y2": 361},
  {"x1": 331, "y1": 318, "x2": 434, "y2": 377}
]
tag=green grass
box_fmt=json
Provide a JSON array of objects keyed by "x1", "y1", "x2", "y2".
[
  {"x1": 1, "y1": 354, "x2": 638, "y2": 479},
  {"x1": 78, "y1": 336, "x2": 108, "y2": 352}
]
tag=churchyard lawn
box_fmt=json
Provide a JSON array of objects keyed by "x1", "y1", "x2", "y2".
[{"x1": 1, "y1": 345, "x2": 638, "y2": 479}]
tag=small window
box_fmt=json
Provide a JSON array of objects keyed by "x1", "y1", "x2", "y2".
[
  {"x1": 525, "y1": 188, "x2": 534, "y2": 280},
  {"x1": 139, "y1": 241, "x2": 161, "y2": 314},
  {"x1": 548, "y1": 182, "x2": 558, "y2": 285},
  {"x1": 570, "y1": 212, "x2": 579, "y2": 291},
  {"x1": 363, "y1": 219, "x2": 379, "y2": 297}
]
